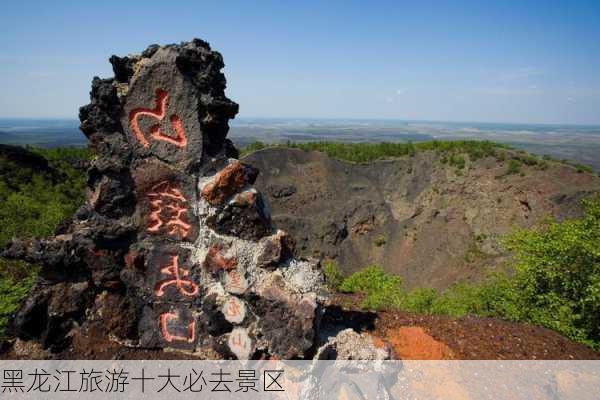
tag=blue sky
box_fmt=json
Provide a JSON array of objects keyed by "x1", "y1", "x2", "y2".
[{"x1": 1, "y1": 0, "x2": 599, "y2": 124}]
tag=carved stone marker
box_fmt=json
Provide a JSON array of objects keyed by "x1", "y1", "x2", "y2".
[{"x1": 5, "y1": 39, "x2": 326, "y2": 359}]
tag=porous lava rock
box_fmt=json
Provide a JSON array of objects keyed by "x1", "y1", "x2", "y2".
[{"x1": 2, "y1": 39, "x2": 326, "y2": 359}]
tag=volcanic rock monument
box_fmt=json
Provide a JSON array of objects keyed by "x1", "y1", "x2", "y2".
[{"x1": 3, "y1": 39, "x2": 363, "y2": 359}]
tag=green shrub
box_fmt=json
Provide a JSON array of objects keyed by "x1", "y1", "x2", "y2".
[
  {"x1": 574, "y1": 163, "x2": 593, "y2": 174},
  {"x1": 504, "y1": 196, "x2": 600, "y2": 347},
  {"x1": 426, "y1": 274, "x2": 521, "y2": 319},
  {"x1": 0, "y1": 259, "x2": 37, "y2": 334},
  {"x1": 449, "y1": 154, "x2": 466, "y2": 170},
  {"x1": 339, "y1": 265, "x2": 403, "y2": 310},
  {"x1": 506, "y1": 159, "x2": 522, "y2": 175},
  {"x1": 537, "y1": 161, "x2": 549, "y2": 171},
  {"x1": 557, "y1": 158, "x2": 594, "y2": 174},
  {"x1": 374, "y1": 235, "x2": 386, "y2": 247},
  {"x1": 398, "y1": 288, "x2": 437, "y2": 313},
  {"x1": 464, "y1": 240, "x2": 487, "y2": 263},
  {"x1": 516, "y1": 154, "x2": 539, "y2": 166},
  {"x1": 322, "y1": 260, "x2": 344, "y2": 291}
]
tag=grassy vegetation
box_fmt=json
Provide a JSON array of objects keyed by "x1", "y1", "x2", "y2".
[
  {"x1": 241, "y1": 139, "x2": 600, "y2": 177},
  {"x1": 555, "y1": 158, "x2": 595, "y2": 174},
  {"x1": 0, "y1": 146, "x2": 89, "y2": 335},
  {"x1": 574, "y1": 163, "x2": 594, "y2": 174},
  {"x1": 334, "y1": 196, "x2": 600, "y2": 349},
  {"x1": 373, "y1": 235, "x2": 386, "y2": 247},
  {"x1": 339, "y1": 265, "x2": 404, "y2": 310},
  {"x1": 448, "y1": 154, "x2": 466, "y2": 169},
  {"x1": 0, "y1": 261, "x2": 37, "y2": 333},
  {"x1": 322, "y1": 260, "x2": 344, "y2": 291},
  {"x1": 506, "y1": 159, "x2": 522, "y2": 175},
  {"x1": 240, "y1": 140, "x2": 508, "y2": 164},
  {"x1": 0, "y1": 147, "x2": 88, "y2": 246},
  {"x1": 242, "y1": 139, "x2": 598, "y2": 177}
]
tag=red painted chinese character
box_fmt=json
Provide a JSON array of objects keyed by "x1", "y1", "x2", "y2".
[
  {"x1": 229, "y1": 272, "x2": 241, "y2": 289},
  {"x1": 231, "y1": 332, "x2": 243, "y2": 346},
  {"x1": 147, "y1": 181, "x2": 192, "y2": 238},
  {"x1": 155, "y1": 255, "x2": 199, "y2": 297},
  {"x1": 159, "y1": 311, "x2": 196, "y2": 343},
  {"x1": 224, "y1": 297, "x2": 242, "y2": 319},
  {"x1": 129, "y1": 89, "x2": 187, "y2": 148},
  {"x1": 228, "y1": 328, "x2": 252, "y2": 359},
  {"x1": 225, "y1": 270, "x2": 248, "y2": 294}
]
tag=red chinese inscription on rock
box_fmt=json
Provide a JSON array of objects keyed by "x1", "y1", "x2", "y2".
[
  {"x1": 154, "y1": 255, "x2": 199, "y2": 297},
  {"x1": 147, "y1": 181, "x2": 192, "y2": 239},
  {"x1": 159, "y1": 311, "x2": 196, "y2": 343},
  {"x1": 228, "y1": 327, "x2": 252, "y2": 359},
  {"x1": 225, "y1": 269, "x2": 248, "y2": 294},
  {"x1": 129, "y1": 89, "x2": 187, "y2": 148}
]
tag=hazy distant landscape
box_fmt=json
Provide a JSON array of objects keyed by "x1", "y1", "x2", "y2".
[
  {"x1": 2, "y1": 117, "x2": 599, "y2": 171},
  {"x1": 0, "y1": 119, "x2": 84, "y2": 147}
]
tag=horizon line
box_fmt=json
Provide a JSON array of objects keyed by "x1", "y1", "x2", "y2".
[{"x1": 2, "y1": 116, "x2": 600, "y2": 128}]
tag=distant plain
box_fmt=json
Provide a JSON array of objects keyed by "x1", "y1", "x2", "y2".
[{"x1": 2, "y1": 117, "x2": 599, "y2": 171}]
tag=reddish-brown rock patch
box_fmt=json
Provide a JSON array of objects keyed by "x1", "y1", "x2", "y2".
[
  {"x1": 382, "y1": 326, "x2": 453, "y2": 359},
  {"x1": 202, "y1": 161, "x2": 256, "y2": 205},
  {"x1": 202, "y1": 245, "x2": 237, "y2": 273}
]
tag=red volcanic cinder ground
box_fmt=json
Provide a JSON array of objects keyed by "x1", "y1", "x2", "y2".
[{"x1": 333, "y1": 293, "x2": 600, "y2": 360}]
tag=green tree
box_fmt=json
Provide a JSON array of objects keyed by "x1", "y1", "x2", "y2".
[
  {"x1": 0, "y1": 146, "x2": 88, "y2": 337},
  {"x1": 505, "y1": 196, "x2": 600, "y2": 346}
]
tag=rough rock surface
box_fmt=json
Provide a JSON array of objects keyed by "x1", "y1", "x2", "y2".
[
  {"x1": 2, "y1": 39, "x2": 326, "y2": 359},
  {"x1": 315, "y1": 329, "x2": 390, "y2": 360},
  {"x1": 244, "y1": 147, "x2": 600, "y2": 289}
]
